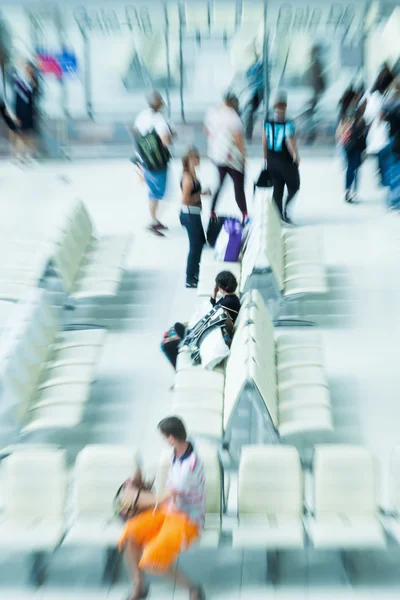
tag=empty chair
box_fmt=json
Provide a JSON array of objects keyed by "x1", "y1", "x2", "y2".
[
  {"x1": 0, "y1": 448, "x2": 67, "y2": 584},
  {"x1": 156, "y1": 445, "x2": 222, "y2": 547},
  {"x1": 233, "y1": 445, "x2": 304, "y2": 550},
  {"x1": 53, "y1": 200, "x2": 132, "y2": 301},
  {"x1": 63, "y1": 445, "x2": 138, "y2": 556},
  {"x1": 309, "y1": 445, "x2": 386, "y2": 550},
  {"x1": 386, "y1": 447, "x2": 400, "y2": 542}
]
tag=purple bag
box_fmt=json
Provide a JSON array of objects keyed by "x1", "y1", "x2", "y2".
[{"x1": 214, "y1": 218, "x2": 243, "y2": 262}]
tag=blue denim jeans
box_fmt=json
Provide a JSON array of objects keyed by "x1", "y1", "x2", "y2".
[
  {"x1": 345, "y1": 150, "x2": 362, "y2": 192},
  {"x1": 179, "y1": 212, "x2": 206, "y2": 284}
]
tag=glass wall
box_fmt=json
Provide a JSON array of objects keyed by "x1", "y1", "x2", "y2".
[{"x1": 0, "y1": 0, "x2": 398, "y2": 152}]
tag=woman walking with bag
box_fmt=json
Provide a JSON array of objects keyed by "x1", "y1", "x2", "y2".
[
  {"x1": 336, "y1": 93, "x2": 368, "y2": 203},
  {"x1": 179, "y1": 147, "x2": 211, "y2": 289}
]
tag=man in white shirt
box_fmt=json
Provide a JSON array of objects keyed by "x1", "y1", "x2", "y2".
[
  {"x1": 204, "y1": 93, "x2": 248, "y2": 223},
  {"x1": 134, "y1": 90, "x2": 173, "y2": 237}
]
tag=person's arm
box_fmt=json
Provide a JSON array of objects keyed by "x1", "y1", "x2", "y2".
[
  {"x1": 210, "y1": 284, "x2": 219, "y2": 306},
  {"x1": 233, "y1": 129, "x2": 246, "y2": 163},
  {"x1": 262, "y1": 128, "x2": 268, "y2": 163},
  {"x1": 285, "y1": 121, "x2": 299, "y2": 165}
]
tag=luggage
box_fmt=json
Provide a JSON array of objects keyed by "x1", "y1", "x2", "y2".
[
  {"x1": 254, "y1": 167, "x2": 273, "y2": 194},
  {"x1": 206, "y1": 216, "x2": 226, "y2": 247},
  {"x1": 134, "y1": 128, "x2": 170, "y2": 172},
  {"x1": 214, "y1": 218, "x2": 243, "y2": 262},
  {"x1": 182, "y1": 305, "x2": 229, "y2": 366}
]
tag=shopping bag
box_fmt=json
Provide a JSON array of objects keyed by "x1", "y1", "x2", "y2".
[
  {"x1": 253, "y1": 167, "x2": 273, "y2": 194},
  {"x1": 206, "y1": 216, "x2": 226, "y2": 247},
  {"x1": 214, "y1": 218, "x2": 243, "y2": 262}
]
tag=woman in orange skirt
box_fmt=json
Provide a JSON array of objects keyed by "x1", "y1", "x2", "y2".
[{"x1": 119, "y1": 417, "x2": 206, "y2": 600}]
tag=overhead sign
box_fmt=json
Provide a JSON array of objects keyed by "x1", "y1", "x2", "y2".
[{"x1": 36, "y1": 50, "x2": 78, "y2": 78}]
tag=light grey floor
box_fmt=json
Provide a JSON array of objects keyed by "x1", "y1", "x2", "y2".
[{"x1": 0, "y1": 154, "x2": 400, "y2": 598}]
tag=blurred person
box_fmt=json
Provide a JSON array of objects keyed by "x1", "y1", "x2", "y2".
[
  {"x1": 180, "y1": 147, "x2": 211, "y2": 289},
  {"x1": 134, "y1": 90, "x2": 173, "y2": 237},
  {"x1": 161, "y1": 270, "x2": 241, "y2": 372},
  {"x1": 204, "y1": 93, "x2": 248, "y2": 224},
  {"x1": 13, "y1": 60, "x2": 40, "y2": 162},
  {"x1": 371, "y1": 62, "x2": 394, "y2": 96},
  {"x1": 119, "y1": 417, "x2": 206, "y2": 600},
  {"x1": 263, "y1": 90, "x2": 300, "y2": 224},
  {"x1": 336, "y1": 95, "x2": 368, "y2": 203},
  {"x1": 0, "y1": 99, "x2": 18, "y2": 158},
  {"x1": 243, "y1": 56, "x2": 264, "y2": 141}
]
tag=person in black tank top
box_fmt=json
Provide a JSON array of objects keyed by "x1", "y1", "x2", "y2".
[{"x1": 179, "y1": 147, "x2": 211, "y2": 288}]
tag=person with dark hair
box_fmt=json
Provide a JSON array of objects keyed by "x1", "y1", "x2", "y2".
[
  {"x1": 180, "y1": 147, "x2": 211, "y2": 288},
  {"x1": 371, "y1": 62, "x2": 394, "y2": 96},
  {"x1": 161, "y1": 270, "x2": 241, "y2": 373},
  {"x1": 204, "y1": 92, "x2": 248, "y2": 223},
  {"x1": 210, "y1": 270, "x2": 241, "y2": 323},
  {"x1": 13, "y1": 60, "x2": 40, "y2": 162},
  {"x1": 336, "y1": 90, "x2": 368, "y2": 203},
  {"x1": 263, "y1": 90, "x2": 300, "y2": 224},
  {"x1": 119, "y1": 416, "x2": 206, "y2": 600}
]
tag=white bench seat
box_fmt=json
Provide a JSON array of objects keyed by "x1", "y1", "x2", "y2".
[
  {"x1": 309, "y1": 516, "x2": 386, "y2": 550},
  {"x1": 276, "y1": 332, "x2": 322, "y2": 351},
  {"x1": 173, "y1": 408, "x2": 223, "y2": 440},
  {"x1": 174, "y1": 369, "x2": 225, "y2": 393},
  {"x1": 54, "y1": 201, "x2": 132, "y2": 302},
  {"x1": 175, "y1": 351, "x2": 224, "y2": 374},
  {"x1": 31, "y1": 382, "x2": 92, "y2": 409},
  {"x1": 22, "y1": 404, "x2": 85, "y2": 432},
  {"x1": 55, "y1": 328, "x2": 106, "y2": 350},
  {"x1": 277, "y1": 346, "x2": 324, "y2": 368},
  {"x1": 63, "y1": 445, "x2": 138, "y2": 550},
  {"x1": 279, "y1": 385, "x2": 331, "y2": 411},
  {"x1": 233, "y1": 516, "x2": 304, "y2": 549},
  {"x1": 278, "y1": 364, "x2": 327, "y2": 390},
  {"x1": 309, "y1": 446, "x2": 386, "y2": 550},
  {"x1": 48, "y1": 344, "x2": 102, "y2": 368},
  {"x1": 233, "y1": 446, "x2": 305, "y2": 550},
  {"x1": 172, "y1": 389, "x2": 224, "y2": 413},
  {"x1": 0, "y1": 449, "x2": 67, "y2": 555}
]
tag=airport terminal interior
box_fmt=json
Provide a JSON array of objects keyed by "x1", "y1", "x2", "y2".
[{"x1": 0, "y1": 0, "x2": 400, "y2": 599}]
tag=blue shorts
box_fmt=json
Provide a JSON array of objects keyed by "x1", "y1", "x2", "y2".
[{"x1": 143, "y1": 168, "x2": 168, "y2": 201}]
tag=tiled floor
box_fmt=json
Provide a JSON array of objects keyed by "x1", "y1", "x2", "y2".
[{"x1": 0, "y1": 153, "x2": 400, "y2": 598}]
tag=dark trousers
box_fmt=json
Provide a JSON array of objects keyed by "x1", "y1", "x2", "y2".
[
  {"x1": 268, "y1": 156, "x2": 300, "y2": 217},
  {"x1": 211, "y1": 166, "x2": 248, "y2": 215},
  {"x1": 345, "y1": 149, "x2": 362, "y2": 191},
  {"x1": 180, "y1": 212, "x2": 206, "y2": 284}
]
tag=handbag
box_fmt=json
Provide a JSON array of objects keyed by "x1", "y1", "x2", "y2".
[
  {"x1": 253, "y1": 167, "x2": 273, "y2": 194},
  {"x1": 214, "y1": 218, "x2": 243, "y2": 262},
  {"x1": 183, "y1": 306, "x2": 229, "y2": 365},
  {"x1": 114, "y1": 470, "x2": 155, "y2": 522},
  {"x1": 206, "y1": 216, "x2": 226, "y2": 247}
]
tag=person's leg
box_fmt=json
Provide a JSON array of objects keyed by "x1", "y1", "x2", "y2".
[
  {"x1": 269, "y1": 166, "x2": 285, "y2": 218},
  {"x1": 211, "y1": 166, "x2": 228, "y2": 215},
  {"x1": 345, "y1": 152, "x2": 357, "y2": 201},
  {"x1": 352, "y1": 151, "x2": 362, "y2": 196},
  {"x1": 144, "y1": 169, "x2": 168, "y2": 234},
  {"x1": 140, "y1": 514, "x2": 201, "y2": 597},
  {"x1": 120, "y1": 510, "x2": 166, "y2": 599},
  {"x1": 180, "y1": 213, "x2": 200, "y2": 286},
  {"x1": 283, "y1": 164, "x2": 300, "y2": 220},
  {"x1": 191, "y1": 215, "x2": 206, "y2": 281},
  {"x1": 124, "y1": 540, "x2": 147, "y2": 598},
  {"x1": 227, "y1": 167, "x2": 248, "y2": 219}
]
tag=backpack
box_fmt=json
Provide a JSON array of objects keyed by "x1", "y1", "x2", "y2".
[
  {"x1": 182, "y1": 305, "x2": 232, "y2": 366},
  {"x1": 134, "y1": 128, "x2": 170, "y2": 172}
]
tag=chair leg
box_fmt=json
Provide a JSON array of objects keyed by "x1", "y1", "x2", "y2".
[
  {"x1": 266, "y1": 550, "x2": 280, "y2": 585},
  {"x1": 29, "y1": 551, "x2": 48, "y2": 586},
  {"x1": 103, "y1": 547, "x2": 121, "y2": 584},
  {"x1": 340, "y1": 550, "x2": 354, "y2": 584}
]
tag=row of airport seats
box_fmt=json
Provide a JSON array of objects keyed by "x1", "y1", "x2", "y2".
[
  {"x1": 0, "y1": 289, "x2": 106, "y2": 435},
  {"x1": 1, "y1": 443, "x2": 399, "y2": 585},
  {"x1": 0, "y1": 199, "x2": 132, "y2": 304},
  {"x1": 197, "y1": 195, "x2": 328, "y2": 324},
  {"x1": 172, "y1": 288, "x2": 332, "y2": 444}
]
